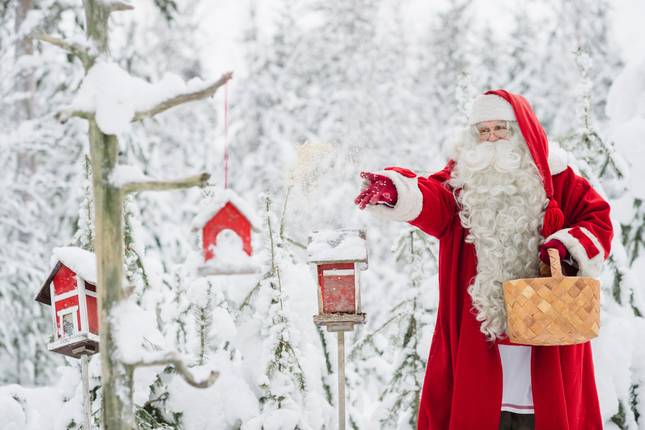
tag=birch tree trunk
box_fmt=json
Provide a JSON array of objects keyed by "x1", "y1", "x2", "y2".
[
  {"x1": 82, "y1": 1, "x2": 130, "y2": 427},
  {"x1": 88, "y1": 122, "x2": 128, "y2": 428}
]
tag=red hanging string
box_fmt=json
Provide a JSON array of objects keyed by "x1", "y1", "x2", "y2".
[{"x1": 223, "y1": 81, "x2": 229, "y2": 189}]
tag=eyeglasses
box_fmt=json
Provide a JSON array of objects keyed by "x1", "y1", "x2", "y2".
[{"x1": 474, "y1": 121, "x2": 512, "y2": 141}]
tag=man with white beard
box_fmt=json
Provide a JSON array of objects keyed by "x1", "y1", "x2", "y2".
[{"x1": 355, "y1": 90, "x2": 613, "y2": 430}]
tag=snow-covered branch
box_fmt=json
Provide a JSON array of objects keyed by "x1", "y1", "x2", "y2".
[
  {"x1": 99, "y1": 0, "x2": 134, "y2": 12},
  {"x1": 132, "y1": 71, "x2": 233, "y2": 121},
  {"x1": 33, "y1": 32, "x2": 95, "y2": 69},
  {"x1": 128, "y1": 352, "x2": 219, "y2": 389},
  {"x1": 121, "y1": 173, "x2": 210, "y2": 194},
  {"x1": 55, "y1": 109, "x2": 92, "y2": 122}
]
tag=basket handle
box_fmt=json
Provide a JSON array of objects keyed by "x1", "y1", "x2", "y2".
[{"x1": 548, "y1": 248, "x2": 563, "y2": 279}]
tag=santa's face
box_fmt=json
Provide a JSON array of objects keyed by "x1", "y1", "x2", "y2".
[
  {"x1": 451, "y1": 124, "x2": 525, "y2": 182},
  {"x1": 474, "y1": 120, "x2": 512, "y2": 143}
]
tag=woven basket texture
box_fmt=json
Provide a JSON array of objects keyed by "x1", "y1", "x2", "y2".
[{"x1": 502, "y1": 248, "x2": 600, "y2": 346}]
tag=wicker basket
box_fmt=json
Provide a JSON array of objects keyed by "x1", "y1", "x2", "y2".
[{"x1": 502, "y1": 248, "x2": 600, "y2": 346}]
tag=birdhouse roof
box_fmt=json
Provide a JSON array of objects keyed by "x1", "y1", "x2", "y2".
[
  {"x1": 35, "y1": 247, "x2": 97, "y2": 305},
  {"x1": 51, "y1": 247, "x2": 97, "y2": 283},
  {"x1": 192, "y1": 188, "x2": 261, "y2": 231},
  {"x1": 307, "y1": 229, "x2": 368, "y2": 264}
]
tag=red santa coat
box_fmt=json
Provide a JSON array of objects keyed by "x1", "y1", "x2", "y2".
[{"x1": 367, "y1": 112, "x2": 613, "y2": 429}]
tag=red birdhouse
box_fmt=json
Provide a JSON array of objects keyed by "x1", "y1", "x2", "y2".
[
  {"x1": 192, "y1": 188, "x2": 260, "y2": 275},
  {"x1": 307, "y1": 230, "x2": 368, "y2": 331},
  {"x1": 35, "y1": 247, "x2": 99, "y2": 359}
]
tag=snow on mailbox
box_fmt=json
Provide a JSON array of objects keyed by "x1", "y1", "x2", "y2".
[
  {"x1": 35, "y1": 246, "x2": 99, "y2": 359},
  {"x1": 307, "y1": 229, "x2": 367, "y2": 331}
]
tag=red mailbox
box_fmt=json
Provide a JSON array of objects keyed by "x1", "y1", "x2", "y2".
[{"x1": 307, "y1": 230, "x2": 367, "y2": 331}]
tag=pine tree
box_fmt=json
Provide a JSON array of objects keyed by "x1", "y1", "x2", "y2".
[
  {"x1": 413, "y1": 0, "x2": 474, "y2": 155},
  {"x1": 375, "y1": 228, "x2": 437, "y2": 429},
  {"x1": 557, "y1": 46, "x2": 644, "y2": 430},
  {"x1": 0, "y1": 0, "x2": 86, "y2": 386},
  {"x1": 243, "y1": 196, "x2": 310, "y2": 429},
  {"x1": 187, "y1": 278, "x2": 237, "y2": 365}
]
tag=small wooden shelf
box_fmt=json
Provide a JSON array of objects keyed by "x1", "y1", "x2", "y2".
[{"x1": 313, "y1": 313, "x2": 366, "y2": 332}]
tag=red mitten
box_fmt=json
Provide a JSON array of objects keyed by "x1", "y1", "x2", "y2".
[
  {"x1": 354, "y1": 171, "x2": 398, "y2": 209},
  {"x1": 539, "y1": 239, "x2": 568, "y2": 265}
]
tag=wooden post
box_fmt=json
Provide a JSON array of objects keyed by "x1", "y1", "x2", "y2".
[
  {"x1": 81, "y1": 354, "x2": 92, "y2": 430},
  {"x1": 88, "y1": 120, "x2": 130, "y2": 428},
  {"x1": 81, "y1": 3, "x2": 130, "y2": 426},
  {"x1": 337, "y1": 330, "x2": 346, "y2": 430}
]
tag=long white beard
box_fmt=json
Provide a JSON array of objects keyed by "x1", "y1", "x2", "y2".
[{"x1": 448, "y1": 130, "x2": 547, "y2": 341}]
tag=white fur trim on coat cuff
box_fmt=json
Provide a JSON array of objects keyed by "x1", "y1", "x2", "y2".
[
  {"x1": 365, "y1": 170, "x2": 423, "y2": 222},
  {"x1": 545, "y1": 227, "x2": 605, "y2": 277}
]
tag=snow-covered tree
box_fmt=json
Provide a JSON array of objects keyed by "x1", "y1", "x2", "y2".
[
  {"x1": 413, "y1": 0, "x2": 474, "y2": 156},
  {"x1": 553, "y1": 45, "x2": 645, "y2": 430},
  {"x1": 0, "y1": 0, "x2": 86, "y2": 386},
  {"x1": 243, "y1": 196, "x2": 310, "y2": 429},
  {"x1": 374, "y1": 228, "x2": 437, "y2": 429}
]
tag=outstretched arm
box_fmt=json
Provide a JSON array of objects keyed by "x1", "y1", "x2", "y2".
[{"x1": 357, "y1": 167, "x2": 457, "y2": 239}]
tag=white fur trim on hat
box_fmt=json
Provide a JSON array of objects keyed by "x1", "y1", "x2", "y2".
[
  {"x1": 365, "y1": 170, "x2": 423, "y2": 222},
  {"x1": 469, "y1": 94, "x2": 516, "y2": 125}
]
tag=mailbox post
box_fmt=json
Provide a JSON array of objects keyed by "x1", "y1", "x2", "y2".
[{"x1": 307, "y1": 229, "x2": 367, "y2": 430}]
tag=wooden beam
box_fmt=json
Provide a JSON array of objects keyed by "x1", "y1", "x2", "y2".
[
  {"x1": 133, "y1": 71, "x2": 233, "y2": 121},
  {"x1": 120, "y1": 173, "x2": 210, "y2": 194},
  {"x1": 33, "y1": 32, "x2": 95, "y2": 70}
]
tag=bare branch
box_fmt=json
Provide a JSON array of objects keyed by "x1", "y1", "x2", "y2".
[
  {"x1": 133, "y1": 71, "x2": 233, "y2": 121},
  {"x1": 129, "y1": 353, "x2": 219, "y2": 389},
  {"x1": 55, "y1": 109, "x2": 93, "y2": 123},
  {"x1": 33, "y1": 32, "x2": 95, "y2": 69},
  {"x1": 121, "y1": 173, "x2": 210, "y2": 194}
]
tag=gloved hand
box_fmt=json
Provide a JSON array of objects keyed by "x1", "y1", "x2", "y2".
[
  {"x1": 539, "y1": 239, "x2": 568, "y2": 265},
  {"x1": 354, "y1": 171, "x2": 398, "y2": 209}
]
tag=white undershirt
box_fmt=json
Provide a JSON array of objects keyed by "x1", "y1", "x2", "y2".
[{"x1": 498, "y1": 345, "x2": 534, "y2": 414}]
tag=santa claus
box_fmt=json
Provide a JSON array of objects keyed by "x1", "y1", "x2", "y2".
[{"x1": 355, "y1": 90, "x2": 612, "y2": 430}]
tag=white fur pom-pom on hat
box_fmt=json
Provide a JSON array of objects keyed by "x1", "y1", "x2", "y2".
[{"x1": 469, "y1": 94, "x2": 516, "y2": 125}]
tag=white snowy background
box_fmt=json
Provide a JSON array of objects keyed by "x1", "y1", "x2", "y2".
[{"x1": 1, "y1": 0, "x2": 645, "y2": 429}]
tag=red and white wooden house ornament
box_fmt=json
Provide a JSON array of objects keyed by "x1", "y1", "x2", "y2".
[
  {"x1": 307, "y1": 229, "x2": 368, "y2": 332},
  {"x1": 35, "y1": 247, "x2": 99, "y2": 359},
  {"x1": 192, "y1": 188, "x2": 261, "y2": 276}
]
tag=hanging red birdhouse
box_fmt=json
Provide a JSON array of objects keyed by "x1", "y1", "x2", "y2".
[
  {"x1": 35, "y1": 247, "x2": 99, "y2": 359},
  {"x1": 307, "y1": 229, "x2": 368, "y2": 332},
  {"x1": 192, "y1": 188, "x2": 261, "y2": 275}
]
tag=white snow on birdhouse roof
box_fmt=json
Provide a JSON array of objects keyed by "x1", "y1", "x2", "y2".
[
  {"x1": 51, "y1": 247, "x2": 97, "y2": 284},
  {"x1": 192, "y1": 188, "x2": 261, "y2": 231},
  {"x1": 307, "y1": 229, "x2": 367, "y2": 263}
]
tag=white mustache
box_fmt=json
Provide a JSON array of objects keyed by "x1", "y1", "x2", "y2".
[{"x1": 460, "y1": 139, "x2": 522, "y2": 172}]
